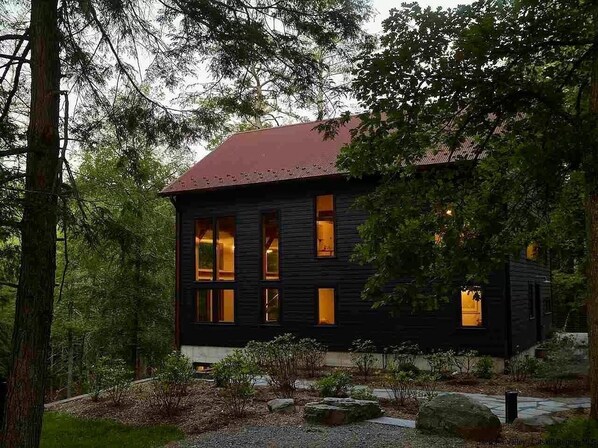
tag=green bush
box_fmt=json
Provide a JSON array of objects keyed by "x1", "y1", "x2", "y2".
[
  {"x1": 508, "y1": 350, "x2": 540, "y2": 382},
  {"x1": 544, "y1": 418, "x2": 598, "y2": 447},
  {"x1": 424, "y1": 349, "x2": 455, "y2": 378},
  {"x1": 388, "y1": 342, "x2": 420, "y2": 366},
  {"x1": 314, "y1": 370, "x2": 353, "y2": 397},
  {"x1": 88, "y1": 357, "x2": 133, "y2": 405},
  {"x1": 453, "y1": 350, "x2": 479, "y2": 375},
  {"x1": 417, "y1": 372, "x2": 440, "y2": 403},
  {"x1": 395, "y1": 362, "x2": 420, "y2": 376},
  {"x1": 535, "y1": 333, "x2": 588, "y2": 392},
  {"x1": 212, "y1": 350, "x2": 259, "y2": 416},
  {"x1": 299, "y1": 338, "x2": 327, "y2": 377},
  {"x1": 350, "y1": 339, "x2": 377, "y2": 379},
  {"x1": 350, "y1": 386, "x2": 378, "y2": 401},
  {"x1": 245, "y1": 334, "x2": 303, "y2": 397},
  {"x1": 474, "y1": 356, "x2": 494, "y2": 379},
  {"x1": 151, "y1": 351, "x2": 193, "y2": 414},
  {"x1": 385, "y1": 361, "x2": 415, "y2": 406}
]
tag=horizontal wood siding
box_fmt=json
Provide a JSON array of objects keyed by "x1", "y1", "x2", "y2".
[{"x1": 176, "y1": 178, "x2": 507, "y2": 356}]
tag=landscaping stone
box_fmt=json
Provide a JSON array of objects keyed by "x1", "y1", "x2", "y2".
[
  {"x1": 416, "y1": 393, "x2": 501, "y2": 442},
  {"x1": 304, "y1": 397, "x2": 383, "y2": 426},
  {"x1": 513, "y1": 414, "x2": 565, "y2": 432},
  {"x1": 267, "y1": 398, "x2": 295, "y2": 414}
]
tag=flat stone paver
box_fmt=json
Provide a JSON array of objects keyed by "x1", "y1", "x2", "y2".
[{"x1": 368, "y1": 416, "x2": 416, "y2": 428}]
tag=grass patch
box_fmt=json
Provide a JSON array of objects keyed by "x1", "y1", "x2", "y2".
[
  {"x1": 42, "y1": 412, "x2": 184, "y2": 448},
  {"x1": 544, "y1": 417, "x2": 598, "y2": 447}
]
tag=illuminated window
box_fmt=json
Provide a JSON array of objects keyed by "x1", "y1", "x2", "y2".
[
  {"x1": 195, "y1": 289, "x2": 234, "y2": 323},
  {"x1": 264, "y1": 288, "x2": 280, "y2": 323},
  {"x1": 316, "y1": 195, "x2": 335, "y2": 257},
  {"x1": 262, "y1": 212, "x2": 279, "y2": 280},
  {"x1": 195, "y1": 217, "x2": 235, "y2": 281},
  {"x1": 526, "y1": 243, "x2": 539, "y2": 261},
  {"x1": 317, "y1": 288, "x2": 335, "y2": 325},
  {"x1": 461, "y1": 288, "x2": 482, "y2": 327}
]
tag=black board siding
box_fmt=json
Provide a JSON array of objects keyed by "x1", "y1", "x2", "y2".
[{"x1": 174, "y1": 176, "x2": 544, "y2": 357}]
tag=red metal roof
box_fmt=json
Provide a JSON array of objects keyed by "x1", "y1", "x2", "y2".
[{"x1": 161, "y1": 117, "x2": 478, "y2": 195}]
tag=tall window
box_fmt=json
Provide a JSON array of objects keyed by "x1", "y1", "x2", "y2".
[
  {"x1": 528, "y1": 283, "x2": 535, "y2": 319},
  {"x1": 316, "y1": 195, "x2": 335, "y2": 257},
  {"x1": 461, "y1": 288, "x2": 482, "y2": 327},
  {"x1": 195, "y1": 289, "x2": 235, "y2": 323},
  {"x1": 317, "y1": 288, "x2": 336, "y2": 325},
  {"x1": 195, "y1": 217, "x2": 235, "y2": 281},
  {"x1": 264, "y1": 288, "x2": 280, "y2": 323},
  {"x1": 262, "y1": 212, "x2": 280, "y2": 280}
]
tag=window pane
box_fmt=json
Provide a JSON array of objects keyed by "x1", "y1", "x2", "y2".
[
  {"x1": 216, "y1": 217, "x2": 235, "y2": 280},
  {"x1": 318, "y1": 288, "x2": 335, "y2": 325},
  {"x1": 264, "y1": 288, "x2": 280, "y2": 323},
  {"x1": 216, "y1": 289, "x2": 235, "y2": 323},
  {"x1": 195, "y1": 219, "x2": 214, "y2": 281},
  {"x1": 461, "y1": 289, "x2": 482, "y2": 327},
  {"x1": 316, "y1": 195, "x2": 335, "y2": 257},
  {"x1": 263, "y1": 212, "x2": 280, "y2": 280},
  {"x1": 196, "y1": 290, "x2": 213, "y2": 322}
]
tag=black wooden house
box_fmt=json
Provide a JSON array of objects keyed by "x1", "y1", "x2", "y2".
[{"x1": 161, "y1": 118, "x2": 552, "y2": 366}]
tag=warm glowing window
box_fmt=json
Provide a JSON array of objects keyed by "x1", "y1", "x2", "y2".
[
  {"x1": 318, "y1": 288, "x2": 335, "y2": 325},
  {"x1": 216, "y1": 217, "x2": 235, "y2": 281},
  {"x1": 195, "y1": 217, "x2": 235, "y2": 281},
  {"x1": 262, "y1": 212, "x2": 279, "y2": 280},
  {"x1": 461, "y1": 288, "x2": 482, "y2": 327},
  {"x1": 264, "y1": 288, "x2": 280, "y2": 323},
  {"x1": 526, "y1": 243, "x2": 539, "y2": 261},
  {"x1": 195, "y1": 219, "x2": 214, "y2": 280},
  {"x1": 195, "y1": 289, "x2": 234, "y2": 323},
  {"x1": 316, "y1": 195, "x2": 335, "y2": 257}
]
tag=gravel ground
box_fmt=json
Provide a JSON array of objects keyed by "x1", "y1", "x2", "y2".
[{"x1": 183, "y1": 423, "x2": 464, "y2": 448}]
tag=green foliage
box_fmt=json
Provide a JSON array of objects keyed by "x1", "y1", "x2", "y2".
[
  {"x1": 350, "y1": 386, "x2": 377, "y2": 401},
  {"x1": 474, "y1": 356, "x2": 494, "y2": 379},
  {"x1": 298, "y1": 338, "x2": 327, "y2": 378},
  {"x1": 212, "y1": 350, "x2": 259, "y2": 416},
  {"x1": 394, "y1": 363, "x2": 420, "y2": 377},
  {"x1": 41, "y1": 412, "x2": 184, "y2": 448},
  {"x1": 88, "y1": 357, "x2": 133, "y2": 405},
  {"x1": 453, "y1": 350, "x2": 479, "y2": 375},
  {"x1": 417, "y1": 372, "x2": 440, "y2": 403},
  {"x1": 388, "y1": 342, "x2": 420, "y2": 366},
  {"x1": 245, "y1": 334, "x2": 303, "y2": 397},
  {"x1": 151, "y1": 351, "x2": 193, "y2": 414},
  {"x1": 314, "y1": 370, "x2": 353, "y2": 397},
  {"x1": 508, "y1": 349, "x2": 541, "y2": 382},
  {"x1": 544, "y1": 417, "x2": 598, "y2": 448},
  {"x1": 535, "y1": 333, "x2": 587, "y2": 392},
  {"x1": 350, "y1": 339, "x2": 377, "y2": 379},
  {"x1": 423, "y1": 350, "x2": 455, "y2": 378},
  {"x1": 385, "y1": 362, "x2": 416, "y2": 406}
]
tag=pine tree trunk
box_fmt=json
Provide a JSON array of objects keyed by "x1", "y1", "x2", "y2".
[{"x1": 0, "y1": 0, "x2": 61, "y2": 444}]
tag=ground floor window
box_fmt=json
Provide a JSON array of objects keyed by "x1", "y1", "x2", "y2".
[
  {"x1": 195, "y1": 289, "x2": 235, "y2": 323},
  {"x1": 317, "y1": 288, "x2": 336, "y2": 325},
  {"x1": 263, "y1": 288, "x2": 280, "y2": 323},
  {"x1": 461, "y1": 288, "x2": 482, "y2": 327}
]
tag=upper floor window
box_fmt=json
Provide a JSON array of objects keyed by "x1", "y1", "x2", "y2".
[
  {"x1": 316, "y1": 195, "x2": 335, "y2": 257},
  {"x1": 195, "y1": 217, "x2": 235, "y2": 281},
  {"x1": 262, "y1": 212, "x2": 279, "y2": 280},
  {"x1": 461, "y1": 288, "x2": 482, "y2": 327},
  {"x1": 526, "y1": 242, "x2": 540, "y2": 261}
]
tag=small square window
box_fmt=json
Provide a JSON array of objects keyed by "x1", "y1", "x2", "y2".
[
  {"x1": 195, "y1": 289, "x2": 234, "y2": 323},
  {"x1": 317, "y1": 288, "x2": 336, "y2": 325}
]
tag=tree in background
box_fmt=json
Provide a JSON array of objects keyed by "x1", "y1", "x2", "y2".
[{"x1": 330, "y1": 0, "x2": 598, "y2": 416}]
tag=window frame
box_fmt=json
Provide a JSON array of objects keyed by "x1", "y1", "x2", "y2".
[
  {"x1": 315, "y1": 286, "x2": 338, "y2": 326},
  {"x1": 262, "y1": 287, "x2": 282, "y2": 324},
  {"x1": 458, "y1": 287, "x2": 485, "y2": 330},
  {"x1": 314, "y1": 194, "x2": 337, "y2": 259},
  {"x1": 194, "y1": 215, "x2": 237, "y2": 283},
  {"x1": 528, "y1": 282, "x2": 536, "y2": 320},
  {"x1": 193, "y1": 288, "x2": 236, "y2": 325},
  {"x1": 261, "y1": 209, "x2": 281, "y2": 281}
]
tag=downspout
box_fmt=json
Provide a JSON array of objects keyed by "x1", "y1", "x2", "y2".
[
  {"x1": 504, "y1": 261, "x2": 513, "y2": 362},
  {"x1": 170, "y1": 196, "x2": 181, "y2": 350}
]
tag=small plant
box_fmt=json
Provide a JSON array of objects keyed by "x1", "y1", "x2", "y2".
[
  {"x1": 453, "y1": 350, "x2": 479, "y2": 375},
  {"x1": 474, "y1": 356, "x2": 494, "y2": 379},
  {"x1": 350, "y1": 339, "x2": 377, "y2": 379},
  {"x1": 424, "y1": 349, "x2": 456, "y2": 378},
  {"x1": 388, "y1": 342, "x2": 420, "y2": 366},
  {"x1": 385, "y1": 361, "x2": 416, "y2": 406},
  {"x1": 212, "y1": 350, "x2": 259, "y2": 416},
  {"x1": 350, "y1": 386, "x2": 378, "y2": 401},
  {"x1": 314, "y1": 370, "x2": 353, "y2": 397},
  {"x1": 395, "y1": 362, "x2": 420, "y2": 376},
  {"x1": 545, "y1": 417, "x2": 598, "y2": 447},
  {"x1": 535, "y1": 334, "x2": 586, "y2": 392},
  {"x1": 88, "y1": 356, "x2": 110, "y2": 402},
  {"x1": 151, "y1": 351, "x2": 193, "y2": 414},
  {"x1": 88, "y1": 357, "x2": 133, "y2": 405},
  {"x1": 299, "y1": 338, "x2": 327, "y2": 377},
  {"x1": 417, "y1": 372, "x2": 440, "y2": 403},
  {"x1": 508, "y1": 350, "x2": 540, "y2": 382}
]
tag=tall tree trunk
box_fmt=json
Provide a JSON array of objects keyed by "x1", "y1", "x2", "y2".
[{"x1": 0, "y1": 0, "x2": 61, "y2": 444}]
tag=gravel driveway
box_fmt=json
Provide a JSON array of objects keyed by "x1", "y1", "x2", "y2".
[{"x1": 183, "y1": 423, "x2": 464, "y2": 448}]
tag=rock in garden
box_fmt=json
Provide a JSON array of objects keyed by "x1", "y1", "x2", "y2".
[
  {"x1": 513, "y1": 415, "x2": 565, "y2": 432},
  {"x1": 267, "y1": 398, "x2": 295, "y2": 414},
  {"x1": 416, "y1": 393, "x2": 501, "y2": 442},
  {"x1": 304, "y1": 397, "x2": 383, "y2": 426}
]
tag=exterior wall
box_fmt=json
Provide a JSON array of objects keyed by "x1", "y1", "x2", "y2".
[
  {"x1": 508, "y1": 252, "x2": 553, "y2": 354},
  {"x1": 175, "y1": 177, "x2": 510, "y2": 359}
]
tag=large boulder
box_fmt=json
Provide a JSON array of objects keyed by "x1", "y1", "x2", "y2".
[
  {"x1": 304, "y1": 397, "x2": 383, "y2": 426},
  {"x1": 416, "y1": 393, "x2": 501, "y2": 442},
  {"x1": 267, "y1": 398, "x2": 295, "y2": 414}
]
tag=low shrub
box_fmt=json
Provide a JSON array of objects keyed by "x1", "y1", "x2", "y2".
[
  {"x1": 350, "y1": 339, "x2": 377, "y2": 379},
  {"x1": 385, "y1": 362, "x2": 416, "y2": 406},
  {"x1": 350, "y1": 386, "x2": 378, "y2": 401},
  {"x1": 88, "y1": 356, "x2": 110, "y2": 402},
  {"x1": 544, "y1": 417, "x2": 598, "y2": 448},
  {"x1": 424, "y1": 349, "x2": 455, "y2": 378},
  {"x1": 417, "y1": 372, "x2": 440, "y2": 403},
  {"x1": 245, "y1": 334, "x2": 302, "y2": 397},
  {"x1": 212, "y1": 350, "x2": 259, "y2": 416},
  {"x1": 395, "y1": 362, "x2": 420, "y2": 376},
  {"x1": 535, "y1": 334, "x2": 586, "y2": 392},
  {"x1": 151, "y1": 351, "x2": 193, "y2": 414},
  {"x1": 88, "y1": 357, "x2": 133, "y2": 405},
  {"x1": 453, "y1": 350, "x2": 478, "y2": 375},
  {"x1": 388, "y1": 342, "x2": 420, "y2": 366},
  {"x1": 299, "y1": 338, "x2": 327, "y2": 378},
  {"x1": 474, "y1": 356, "x2": 494, "y2": 379},
  {"x1": 314, "y1": 370, "x2": 353, "y2": 397},
  {"x1": 508, "y1": 350, "x2": 540, "y2": 382}
]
